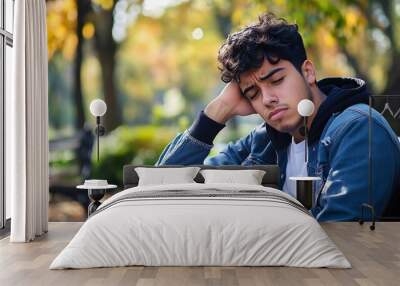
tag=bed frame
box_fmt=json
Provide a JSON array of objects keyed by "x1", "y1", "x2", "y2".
[{"x1": 123, "y1": 165, "x2": 280, "y2": 189}]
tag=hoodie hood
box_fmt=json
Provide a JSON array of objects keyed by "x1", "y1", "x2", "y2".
[{"x1": 265, "y1": 77, "x2": 370, "y2": 150}]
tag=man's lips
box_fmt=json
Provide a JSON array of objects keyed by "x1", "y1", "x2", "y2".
[{"x1": 269, "y1": 108, "x2": 288, "y2": 120}]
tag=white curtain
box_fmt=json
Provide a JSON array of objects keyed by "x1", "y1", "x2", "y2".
[{"x1": 7, "y1": 0, "x2": 49, "y2": 242}]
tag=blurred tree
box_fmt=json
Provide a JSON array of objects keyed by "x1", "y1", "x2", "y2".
[
  {"x1": 348, "y1": 0, "x2": 400, "y2": 94},
  {"x1": 92, "y1": 0, "x2": 122, "y2": 131},
  {"x1": 47, "y1": 0, "x2": 79, "y2": 133},
  {"x1": 75, "y1": 0, "x2": 92, "y2": 129},
  {"x1": 48, "y1": 0, "x2": 123, "y2": 132}
]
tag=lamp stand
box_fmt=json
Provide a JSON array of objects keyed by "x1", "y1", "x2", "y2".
[
  {"x1": 304, "y1": 116, "x2": 308, "y2": 163},
  {"x1": 94, "y1": 116, "x2": 105, "y2": 162}
]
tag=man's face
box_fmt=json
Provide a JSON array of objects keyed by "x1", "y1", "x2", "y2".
[{"x1": 238, "y1": 58, "x2": 312, "y2": 134}]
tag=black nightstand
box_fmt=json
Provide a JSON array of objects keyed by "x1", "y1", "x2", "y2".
[{"x1": 77, "y1": 182, "x2": 117, "y2": 216}]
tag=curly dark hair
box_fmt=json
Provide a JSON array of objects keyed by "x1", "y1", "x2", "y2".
[{"x1": 217, "y1": 13, "x2": 307, "y2": 83}]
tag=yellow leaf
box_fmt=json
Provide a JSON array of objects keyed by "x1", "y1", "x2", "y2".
[
  {"x1": 82, "y1": 22, "x2": 95, "y2": 39},
  {"x1": 345, "y1": 9, "x2": 358, "y2": 29},
  {"x1": 93, "y1": 0, "x2": 114, "y2": 10},
  {"x1": 62, "y1": 34, "x2": 78, "y2": 60}
]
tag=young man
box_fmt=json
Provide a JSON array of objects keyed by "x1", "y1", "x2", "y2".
[{"x1": 156, "y1": 13, "x2": 400, "y2": 221}]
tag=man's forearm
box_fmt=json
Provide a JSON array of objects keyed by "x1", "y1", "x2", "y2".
[{"x1": 204, "y1": 99, "x2": 234, "y2": 125}]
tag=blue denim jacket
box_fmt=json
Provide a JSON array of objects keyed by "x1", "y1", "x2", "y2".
[{"x1": 156, "y1": 78, "x2": 400, "y2": 221}]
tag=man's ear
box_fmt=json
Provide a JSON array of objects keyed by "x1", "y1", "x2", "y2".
[{"x1": 301, "y1": 60, "x2": 316, "y2": 85}]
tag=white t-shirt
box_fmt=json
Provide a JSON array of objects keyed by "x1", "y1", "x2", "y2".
[{"x1": 282, "y1": 137, "x2": 308, "y2": 198}]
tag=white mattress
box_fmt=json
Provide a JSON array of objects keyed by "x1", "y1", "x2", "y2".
[{"x1": 50, "y1": 183, "x2": 351, "y2": 269}]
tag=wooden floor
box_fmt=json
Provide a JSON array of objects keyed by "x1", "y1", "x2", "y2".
[{"x1": 0, "y1": 222, "x2": 399, "y2": 286}]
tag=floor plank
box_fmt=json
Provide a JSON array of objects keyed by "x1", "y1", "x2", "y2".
[{"x1": 0, "y1": 222, "x2": 399, "y2": 286}]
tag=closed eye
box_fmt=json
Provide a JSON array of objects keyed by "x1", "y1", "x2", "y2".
[
  {"x1": 271, "y1": 77, "x2": 284, "y2": 85},
  {"x1": 249, "y1": 90, "x2": 260, "y2": 100}
]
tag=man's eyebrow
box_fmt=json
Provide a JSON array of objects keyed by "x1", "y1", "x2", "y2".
[
  {"x1": 259, "y1": 67, "x2": 285, "y2": 81},
  {"x1": 241, "y1": 67, "x2": 285, "y2": 96}
]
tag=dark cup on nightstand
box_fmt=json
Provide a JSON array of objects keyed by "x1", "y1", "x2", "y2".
[{"x1": 289, "y1": 177, "x2": 321, "y2": 210}]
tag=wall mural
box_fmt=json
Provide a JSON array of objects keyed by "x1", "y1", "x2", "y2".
[{"x1": 372, "y1": 96, "x2": 400, "y2": 135}]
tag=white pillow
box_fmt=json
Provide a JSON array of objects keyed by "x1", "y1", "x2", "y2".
[
  {"x1": 200, "y1": 169, "x2": 266, "y2": 185},
  {"x1": 135, "y1": 167, "x2": 200, "y2": 186}
]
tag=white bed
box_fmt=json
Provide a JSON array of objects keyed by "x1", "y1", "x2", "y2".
[{"x1": 50, "y1": 183, "x2": 351, "y2": 269}]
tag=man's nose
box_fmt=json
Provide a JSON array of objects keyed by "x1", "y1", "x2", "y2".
[{"x1": 261, "y1": 89, "x2": 278, "y2": 107}]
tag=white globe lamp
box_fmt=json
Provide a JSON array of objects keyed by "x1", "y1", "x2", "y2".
[
  {"x1": 297, "y1": 99, "x2": 315, "y2": 162},
  {"x1": 297, "y1": 99, "x2": 315, "y2": 117},
  {"x1": 89, "y1": 99, "x2": 107, "y2": 161}
]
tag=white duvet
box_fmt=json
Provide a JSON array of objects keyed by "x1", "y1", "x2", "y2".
[{"x1": 50, "y1": 183, "x2": 351, "y2": 269}]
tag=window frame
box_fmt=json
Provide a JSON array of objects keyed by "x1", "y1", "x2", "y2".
[{"x1": 1, "y1": 0, "x2": 14, "y2": 232}]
